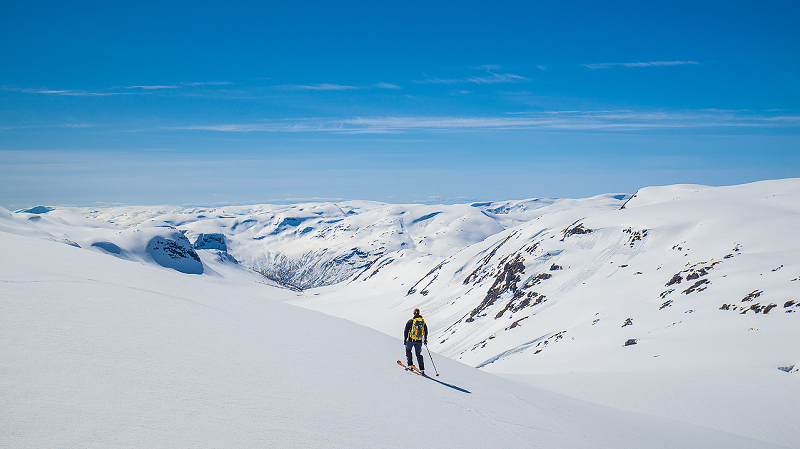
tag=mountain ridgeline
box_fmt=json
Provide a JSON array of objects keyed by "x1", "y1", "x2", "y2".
[{"x1": 3, "y1": 179, "x2": 799, "y2": 447}]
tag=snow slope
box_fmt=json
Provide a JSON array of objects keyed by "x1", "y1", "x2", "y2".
[
  {"x1": 2, "y1": 178, "x2": 799, "y2": 447},
  {"x1": 290, "y1": 179, "x2": 800, "y2": 448},
  {"x1": 1, "y1": 230, "x2": 781, "y2": 448}
]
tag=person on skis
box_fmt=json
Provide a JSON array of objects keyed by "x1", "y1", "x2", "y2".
[{"x1": 403, "y1": 308, "x2": 428, "y2": 374}]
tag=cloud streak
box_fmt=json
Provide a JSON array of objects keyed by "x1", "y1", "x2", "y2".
[
  {"x1": 415, "y1": 66, "x2": 530, "y2": 85},
  {"x1": 181, "y1": 81, "x2": 233, "y2": 86},
  {"x1": 275, "y1": 82, "x2": 401, "y2": 91},
  {"x1": 124, "y1": 85, "x2": 179, "y2": 90},
  {"x1": 277, "y1": 83, "x2": 360, "y2": 91},
  {"x1": 584, "y1": 61, "x2": 700, "y2": 69},
  {"x1": 4, "y1": 81, "x2": 234, "y2": 97},
  {"x1": 174, "y1": 110, "x2": 800, "y2": 134},
  {"x1": 417, "y1": 73, "x2": 530, "y2": 85},
  {"x1": 5, "y1": 79, "x2": 399, "y2": 99},
  {"x1": 2, "y1": 85, "x2": 148, "y2": 96}
]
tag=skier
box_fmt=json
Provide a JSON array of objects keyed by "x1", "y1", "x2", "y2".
[{"x1": 403, "y1": 308, "x2": 428, "y2": 374}]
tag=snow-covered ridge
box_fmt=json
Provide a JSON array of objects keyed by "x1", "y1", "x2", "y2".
[
  {"x1": 3, "y1": 194, "x2": 627, "y2": 289},
  {"x1": 2, "y1": 178, "x2": 799, "y2": 447},
  {"x1": 290, "y1": 178, "x2": 800, "y2": 448},
  {"x1": 1, "y1": 229, "x2": 781, "y2": 448}
]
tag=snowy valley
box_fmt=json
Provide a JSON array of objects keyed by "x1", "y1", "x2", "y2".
[{"x1": 2, "y1": 179, "x2": 799, "y2": 448}]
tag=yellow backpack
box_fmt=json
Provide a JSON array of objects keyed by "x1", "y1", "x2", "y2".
[{"x1": 409, "y1": 317, "x2": 425, "y2": 341}]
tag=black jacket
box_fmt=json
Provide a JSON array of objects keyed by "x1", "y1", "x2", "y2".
[{"x1": 404, "y1": 316, "x2": 428, "y2": 344}]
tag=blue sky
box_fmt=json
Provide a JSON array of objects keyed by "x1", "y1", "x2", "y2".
[{"x1": 1, "y1": 0, "x2": 798, "y2": 208}]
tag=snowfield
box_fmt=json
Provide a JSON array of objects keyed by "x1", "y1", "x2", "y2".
[{"x1": 2, "y1": 178, "x2": 799, "y2": 448}]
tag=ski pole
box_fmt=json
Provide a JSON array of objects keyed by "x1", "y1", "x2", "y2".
[{"x1": 425, "y1": 344, "x2": 440, "y2": 377}]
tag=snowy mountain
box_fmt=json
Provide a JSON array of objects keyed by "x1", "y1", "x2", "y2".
[
  {"x1": 1, "y1": 178, "x2": 799, "y2": 447},
  {"x1": 0, "y1": 222, "x2": 785, "y2": 448},
  {"x1": 75, "y1": 196, "x2": 621, "y2": 286}
]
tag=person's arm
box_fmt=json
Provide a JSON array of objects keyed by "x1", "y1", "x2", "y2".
[
  {"x1": 423, "y1": 322, "x2": 428, "y2": 345},
  {"x1": 403, "y1": 320, "x2": 411, "y2": 344}
]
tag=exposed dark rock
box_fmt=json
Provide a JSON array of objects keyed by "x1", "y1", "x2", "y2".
[
  {"x1": 496, "y1": 291, "x2": 546, "y2": 318},
  {"x1": 622, "y1": 317, "x2": 633, "y2": 327},
  {"x1": 531, "y1": 331, "x2": 566, "y2": 354},
  {"x1": 407, "y1": 260, "x2": 447, "y2": 295},
  {"x1": 505, "y1": 316, "x2": 528, "y2": 330},
  {"x1": 624, "y1": 339, "x2": 638, "y2": 346},
  {"x1": 735, "y1": 301, "x2": 778, "y2": 314},
  {"x1": 363, "y1": 258, "x2": 395, "y2": 281},
  {"x1": 523, "y1": 272, "x2": 552, "y2": 288},
  {"x1": 463, "y1": 232, "x2": 518, "y2": 285},
  {"x1": 466, "y1": 254, "x2": 525, "y2": 321},
  {"x1": 619, "y1": 192, "x2": 637, "y2": 209},
  {"x1": 686, "y1": 269, "x2": 708, "y2": 280},
  {"x1": 623, "y1": 228, "x2": 648, "y2": 247},
  {"x1": 666, "y1": 274, "x2": 683, "y2": 286},
  {"x1": 741, "y1": 303, "x2": 764, "y2": 314},
  {"x1": 193, "y1": 233, "x2": 227, "y2": 251},
  {"x1": 524, "y1": 241, "x2": 540, "y2": 254},
  {"x1": 667, "y1": 261, "x2": 721, "y2": 289},
  {"x1": 660, "y1": 300, "x2": 673, "y2": 310},
  {"x1": 682, "y1": 279, "x2": 710, "y2": 294},
  {"x1": 471, "y1": 335, "x2": 497, "y2": 351},
  {"x1": 561, "y1": 219, "x2": 593, "y2": 241},
  {"x1": 146, "y1": 236, "x2": 203, "y2": 275},
  {"x1": 741, "y1": 290, "x2": 763, "y2": 302}
]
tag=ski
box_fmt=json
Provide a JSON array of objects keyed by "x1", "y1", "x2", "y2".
[{"x1": 397, "y1": 360, "x2": 424, "y2": 375}]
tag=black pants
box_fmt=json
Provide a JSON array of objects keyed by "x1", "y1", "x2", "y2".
[{"x1": 405, "y1": 340, "x2": 424, "y2": 370}]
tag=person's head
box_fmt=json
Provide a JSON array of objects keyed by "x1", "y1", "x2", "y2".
[{"x1": 413, "y1": 308, "x2": 421, "y2": 317}]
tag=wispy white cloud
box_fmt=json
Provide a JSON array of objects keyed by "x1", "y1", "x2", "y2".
[
  {"x1": 2, "y1": 86, "x2": 140, "y2": 96},
  {"x1": 373, "y1": 82, "x2": 401, "y2": 90},
  {"x1": 415, "y1": 66, "x2": 530, "y2": 85},
  {"x1": 5, "y1": 82, "x2": 233, "y2": 97},
  {"x1": 276, "y1": 82, "x2": 401, "y2": 91},
  {"x1": 124, "y1": 85, "x2": 179, "y2": 90},
  {"x1": 469, "y1": 73, "x2": 529, "y2": 84},
  {"x1": 584, "y1": 60, "x2": 700, "y2": 69},
  {"x1": 174, "y1": 110, "x2": 799, "y2": 134},
  {"x1": 60, "y1": 123, "x2": 93, "y2": 128},
  {"x1": 276, "y1": 83, "x2": 360, "y2": 91},
  {"x1": 181, "y1": 81, "x2": 233, "y2": 86}
]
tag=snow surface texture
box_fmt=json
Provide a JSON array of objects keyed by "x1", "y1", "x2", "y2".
[
  {"x1": 1, "y1": 178, "x2": 798, "y2": 447},
  {"x1": 291, "y1": 179, "x2": 800, "y2": 448},
  {"x1": 0, "y1": 230, "x2": 783, "y2": 448}
]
